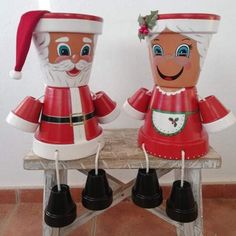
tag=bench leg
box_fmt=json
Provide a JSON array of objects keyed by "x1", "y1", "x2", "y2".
[{"x1": 43, "y1": 169, "x2": 68, "y2": 236}]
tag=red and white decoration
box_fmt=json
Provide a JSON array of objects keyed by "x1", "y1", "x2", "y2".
[
  {"x1": 7, "y1": 11, "x2": 119, "y2": 160},
  {"x1": 124, "y1": 86, "x2": 235, "y2": 160},
  {"x1": 124, "y1": 12, "x2": 235, "y2": 160}
]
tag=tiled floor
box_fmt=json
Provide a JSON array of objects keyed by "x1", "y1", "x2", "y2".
[{"x1": 0, "y1": 199, "x2": 235, "y2": 236}]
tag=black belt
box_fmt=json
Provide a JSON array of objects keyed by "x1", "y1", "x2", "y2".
[{"x1": 41, "y1": 111, "x2": 95, "y2": 126}]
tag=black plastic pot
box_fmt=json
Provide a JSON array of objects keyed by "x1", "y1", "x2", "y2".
[{"x1": 82, "y1": 169, "x2": 113, "y2": 211}]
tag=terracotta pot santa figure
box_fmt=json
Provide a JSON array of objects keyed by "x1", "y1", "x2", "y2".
[
  {"x1": 7, "y1": 11, "x2": 120, "y2": 160},
  {"x1": 124, "y1": 11, "x2": 236, "y2": 160}
]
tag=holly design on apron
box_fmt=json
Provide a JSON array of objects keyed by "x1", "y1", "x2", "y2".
[{"x1": 152, "y1": 109, "x2": 191, "y2": 136}]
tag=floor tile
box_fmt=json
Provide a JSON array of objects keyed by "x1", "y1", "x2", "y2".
[
  {"x1": 0, "y1": 190, "x2": 16, "y2": 204},
  {"x1": 204, "y1": 198, "x2": 236, "y2": 236},
  {"x1": 70, "y1": 188, "x2": 83, "y2": 203},
  {"x1": 202, "y1": 184, "x2": 224, "y2": 199},
  {"x1": 95, "y1": 201, "x2": 176, "y2": 236},
  {"x1": 1, "y1": 203, "x2": 42, "y2": 236},
  {"x1": 0, "y1": 199, "x2": 235, "y2": 235},
  {"x1": 67, "y1": 219, "x2": 94, "y2": 236},
  {"x1": 19, "y1": 189, "x2": 43, "y2": 203},
  {"x1": 0, "y1": 204, "x2": 16, "y2": 231},
  {"x1": 67, "y1": 203, "x2": 95, "y2": 236}
]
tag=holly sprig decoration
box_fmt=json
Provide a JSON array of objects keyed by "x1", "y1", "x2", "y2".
[{"x1": 138, "y1": 10, "x2": 159, "y2": 40}]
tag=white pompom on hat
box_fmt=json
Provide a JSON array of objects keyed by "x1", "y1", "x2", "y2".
[{"x1": 10, "y1": 11, "x2": 50, "y2": 79}]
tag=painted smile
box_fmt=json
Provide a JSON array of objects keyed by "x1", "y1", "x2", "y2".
[
  {"x1": 66, "y1": 67, "x2": 81, "y2": 77},
  {"x1": 157, "y1": 66, "x2": 184, "y2": 81}
]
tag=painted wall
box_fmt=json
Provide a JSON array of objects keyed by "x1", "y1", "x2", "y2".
[{"x1": 0, "y1": 0, "x2": 236, "y2": 187}]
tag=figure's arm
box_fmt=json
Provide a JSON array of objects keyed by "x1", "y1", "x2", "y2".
[
  {"x1": 6, "y1": 96, "x2": 43, "y2": 133},
  {"x1": 93, "y1": 91, "x2": 120, "y2": 124},
  {"x1": 199, "y1": 95, "x2": 236, "y2": 133},
  {"x1": 123, "y1": 88, "x2": 152, "y2": 120}
]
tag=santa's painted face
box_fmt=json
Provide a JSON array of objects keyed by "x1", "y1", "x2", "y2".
[
  {"x1": 149, "y1": 30, "x2": 201, "y2": 88},
  {"x1": 40, "y1": 32, "x2": 95, "y2": 87}
]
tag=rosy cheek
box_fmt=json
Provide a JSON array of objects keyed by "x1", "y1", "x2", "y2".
[
  {"x1": 184, "y1": 62, "x2": 192, "y2": 70},
  {"x1": 81, "y1": 55, "x2": 92, "y2": 63},
  {"x1": 54, "y1": 56, "x2": 71, "y2": 63},
  {"x1": 152, "y1": 56, "x2": 164, "y2": 65}
]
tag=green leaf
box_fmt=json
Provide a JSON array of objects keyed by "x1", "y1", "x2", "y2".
[
  {"x1": 138, "y1": 15, "x2": 145, "y2": 26},
  {"x1": 138, "y1": 33, "x2": 145, "y2": 41},
  {"x1": 146, "y1": 10, "x2": 159, "y2": 29},
  {"x1": 151, "y1": 10, "x2": 159, "y2": 16}
]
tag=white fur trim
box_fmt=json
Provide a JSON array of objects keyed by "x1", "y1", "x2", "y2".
[
  {"x1": 151, "y1": 19, "x2": 220, "y2": 34},
  {"x1": 35, "y1": 19, "x2": 103, "y2": 34},
  {"x1": 97, "y1": 106, "x2": 120, "y2": 124},
  {"x1": 203, "y1": 111, "x2": 236, "y2": 133},
  {"x1": 123, "y1": 100, "x2": 145, "y2": 120},
  {"x1": 32, "y1": 132, "x2": 105, "y2": 160},
  {"x1": 6, "y1": 112, "x2": 38, "y2": 133},
  {"x1": 156, "y1": 86, "x2": 186, "y2": 96},
  {"x1": 9, "y1": 70, "x2": 22, "y2": 80},
  {"x1": 69, "y1": 88, "x2": 86, "y2": 142}
]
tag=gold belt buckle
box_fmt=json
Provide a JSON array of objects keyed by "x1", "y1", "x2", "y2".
[{"x1": 69, "y1": 113, "x2": 85, "y2": 126}]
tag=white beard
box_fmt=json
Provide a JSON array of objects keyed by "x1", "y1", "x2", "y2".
[{"x1": 41, "y1": 59, "x2": 92, "y2": 87}]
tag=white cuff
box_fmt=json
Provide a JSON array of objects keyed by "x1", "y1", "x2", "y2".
[
  {"x1": 203, "y1": 111, "x2": 236, "y2": 133},
  {"x1": 6, "y1": 111, "x2": 39, "y2": 133},
  {"x1": 123, "y1": 100, "x2": 145, "y2": 120},
  {"x1": 97, "y1": 106, "x2": 120, "y2": 124}
]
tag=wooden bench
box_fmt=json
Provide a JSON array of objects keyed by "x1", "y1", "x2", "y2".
[{"x1": 24, "y1": 129, "x2": 221, "y2": 236}]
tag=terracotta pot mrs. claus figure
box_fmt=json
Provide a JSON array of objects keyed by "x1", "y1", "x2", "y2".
[
  {"x1": 124, "y1": 11, "x2": 236, "y2": 160},
  {"x1": 7, "y1": 11, "x2": 120, "y2": 160}
]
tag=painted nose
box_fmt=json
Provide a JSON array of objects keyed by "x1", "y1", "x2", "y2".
[
  {"x1": 71, "y1": 54, "x2": 80, "y2": 63},
  {"x1": 164, "y1": 54, "x2": 175, "y2": 60}
]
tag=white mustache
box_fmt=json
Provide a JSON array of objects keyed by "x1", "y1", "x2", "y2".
[{"x1": 49, "y1": 59, "x2": 92, "y2": 72}]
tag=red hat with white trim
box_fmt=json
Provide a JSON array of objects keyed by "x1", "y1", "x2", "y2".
[{"x1": 10, "y1": 10, "x2": 103, "y2": 80}]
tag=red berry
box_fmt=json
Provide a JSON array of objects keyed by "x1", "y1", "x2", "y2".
[
  {"x1": 143, "y1": 29, "x2": 149, "y2": 35},
  {"x1": 141, "y1": 25, "x2": 147, "y2": 30},
  {"x1": 139, "y1": 28, "x2": 144, "y2": 33}
]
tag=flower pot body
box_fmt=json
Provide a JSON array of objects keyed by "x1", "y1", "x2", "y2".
[
  {"x1": 7, "y1": 11, "x2": 119, "y2": 160},
  {"x1": 124, "y1": 13, "x2": 236, "y2": 159}
]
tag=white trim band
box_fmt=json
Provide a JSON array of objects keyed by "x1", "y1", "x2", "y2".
[
  {"x1": 123, "y1": 100, "x2": 145, "y2": 120},
  {"x1": 203, "y1": 111, "x2": 236, "y2": 133},
  {"x1": 6, "y1": 112, "x2": 39, "y2": 133},
  {"x1": 156, "y1": 86, "x2": 186, "y2": 96},
  {"x1": 32, "y1": 132, "x2": 105, "y2": 160},
  {"x1": 150, "y1": 19, "x2": 220, "y2": 34},
  {"x1": 97, "y1": 106, "x2": 120, "y2": 124},
  {"x1": 35, "y1": 19, "x2": 103, "y2": 34}
]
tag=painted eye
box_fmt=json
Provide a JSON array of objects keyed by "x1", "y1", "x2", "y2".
[
  {"x1": 152, "y1": 44, "x2": 164, "y2": 56},
  {"x1": 176, "y1": 44, "x2": 190, "y2": 57},
  {"x1": 80, "y1": 44, "x2": 91, "y2": 56},
  {"x1": 57, "y1": 43, "x2": 71, "y2": 56}
]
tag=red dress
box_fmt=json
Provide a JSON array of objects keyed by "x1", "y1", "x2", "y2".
[
  {"x1": 141, "y1": 86, "x2": 209, "y2": 159},
  {"x1": 125, "y1": 86, "x2": 209, "y2": 159}
]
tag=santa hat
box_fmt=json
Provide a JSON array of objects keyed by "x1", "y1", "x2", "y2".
[{"x1": 10, "y1": 10, "x2": 103, "y2": 80}]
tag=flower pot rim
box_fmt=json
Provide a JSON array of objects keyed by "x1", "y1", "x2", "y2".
[{"x1": 158, "y1": 13, "x2": 220, "y2": 21}]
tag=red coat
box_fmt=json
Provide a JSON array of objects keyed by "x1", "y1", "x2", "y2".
[
  {"x1": 36, "y1": 86, "x2": 102, "y2": 144},
  {"x1": 8, "y1": 85, "x2": 119, "y2": 160},
  {"x1": 124, "y1": 86, "x2": 234, "y2": 159}
]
